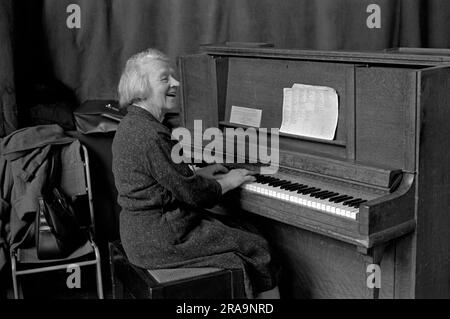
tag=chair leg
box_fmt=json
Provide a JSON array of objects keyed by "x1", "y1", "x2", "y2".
[
  {"x1": 11, "y1": 274, "x2": 23, "y2": 299},
  {"x1": 96, "y1": 266, "x2": 104, "y2": 299},
  {"x1": 94, "y1": 246, "x2": 104, "y2": 299},
  {"x1": 10, "y1": 254, "x2": 21, "y2": 299},
  {"x1": 12, "y1": 276, "x2": 19, "y2": 299}
]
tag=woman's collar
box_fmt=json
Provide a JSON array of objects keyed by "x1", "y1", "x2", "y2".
[{"x1": 131, "y1": 103, "x2": 164, "y2": 122}]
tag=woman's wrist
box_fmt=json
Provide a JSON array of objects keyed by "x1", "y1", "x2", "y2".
[{"x1": 217, "y1": 179, "x2": 232, "y2": 195}]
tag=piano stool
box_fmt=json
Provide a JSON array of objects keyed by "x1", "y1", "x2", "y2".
[{"x1": 108, "y1": 241, "x2": 246, "y2": 299}]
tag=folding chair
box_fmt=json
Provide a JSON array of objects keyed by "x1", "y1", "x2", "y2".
[{"x1": 10, "y1": 141, "x2": 104, "y2": 299}]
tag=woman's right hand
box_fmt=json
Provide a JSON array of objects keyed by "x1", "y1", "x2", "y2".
[{"x1": 216, "y1": 169, "x2": 256, "y2": 194}]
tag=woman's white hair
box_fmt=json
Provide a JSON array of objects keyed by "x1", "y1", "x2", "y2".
[{"x1": 118, "y1": 48, "x2": 170, "y2": 108}]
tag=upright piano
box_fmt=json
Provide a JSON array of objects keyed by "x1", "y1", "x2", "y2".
[{"x1": 178, "y1": 44, "x2": 450, "y2": 298}]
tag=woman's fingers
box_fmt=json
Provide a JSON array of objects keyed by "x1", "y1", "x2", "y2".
[
  {"x1": 232, "y1": 169, "x2": 256, "y2": 184},
  {"x1": 234, "y1": 168, "x2": 250, "y2": 175},
  {"x1": 243, "y1": 174, "x2": 256, "y2": 183},
  {"x1": 212, "y1": 164, "x2": 229, "y2": 174}
]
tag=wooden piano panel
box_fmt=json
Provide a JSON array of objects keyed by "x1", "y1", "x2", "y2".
[
  {"x1": 179, "y1": 54, "x2": 219, "y2": 131},
  {"x1": 415, "y1": 66, "x2": 450, "y2": 298},
  {"x1": 355, "y1": 67, "x2": 417, "y2": 171},
  {"x1": 250, "y1": 215, "x2": 398, "y2": 299}
]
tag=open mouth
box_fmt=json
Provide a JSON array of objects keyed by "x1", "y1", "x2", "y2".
[{"x1": 166, "y1": 92, "x2": 176, "y2": 98}]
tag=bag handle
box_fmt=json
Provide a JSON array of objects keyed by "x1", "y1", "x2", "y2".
[{"x1": 43, "y1": 148, "x2": 62, "y2": 196}]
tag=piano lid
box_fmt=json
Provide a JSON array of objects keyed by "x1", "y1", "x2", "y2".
[{"x1": 200, "y1": 44, "x2": 450, "y2": 66}]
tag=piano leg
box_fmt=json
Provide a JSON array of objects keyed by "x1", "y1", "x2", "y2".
[{"x1": 359, "y1": 244, "x2": 388, "y2": 299}]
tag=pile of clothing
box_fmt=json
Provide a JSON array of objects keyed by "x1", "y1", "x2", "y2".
[{"x1": 0, "y1": 124, "x2": 77, "y2": 272}]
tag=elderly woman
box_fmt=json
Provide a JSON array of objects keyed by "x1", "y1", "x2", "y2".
[{"x1": 112, "y1": 48, "x2": 279, "y2": 298}]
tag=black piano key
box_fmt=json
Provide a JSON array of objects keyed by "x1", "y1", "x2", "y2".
[
  {"x1": 309, "y1": 190, "x2": 326, "y2": 197},
  {"x1": 276, "y1": 182, "x2": 291, "y2": 189},
  {"x1": 327, "y1": 193, "x2": 345, "y2": 200},
  {"x1": 284, "y1": 183, "x2": 301, "y2": 191},
  {"x1": 272, "y1": 182, "x2": 289, "y2": 188},
  {"x1": 296, "y1": 184, "x2": 310, "y2": 190},
  {"x1": 268, "y1": 179, "x2": 283, "y2": 185},
  {"x1": 275, "y1": 181, "x2": 292, "y2": 188},
  {"x1": 343, "y1": 198, "x2": 362, "y2": 206},
  {"x1": 270, "y1": 180, "x2": 288, "y2": 187},
  {"x1": 320, "y1": 191, "x2": 340, "y2": 198},
  {"x1": 279, "y1": 182, "x2": 295, "y2": 190},
  {"x1": 350, "y1": 199, "x2": 367, "y2": 208},
  {"x1": 328, "y1": 194, "x2": 349, "y2": 201},
  {"x1": 301, "y1": 188, "x2": 321, "y2": 195},
  {"x1": 256, "y1": 176, "x2": 272, "y2": 184},
  {"x1": 319, "y1": 192, "x2": 340, "y2": 199},
  {"x1": 310, "y1": 190, "x2": 331, "y2": 198},
  {"x1": 328, "y1": 194, "x2": 348, "y2": 202},
  {"x1": 298, "y1": 186, "x2": 318, "y2": 194},
  {"x1": 309, "y1": 189, "x2": 324, "y2": 196},
  {"x1": 338, "y1": 195, "x2": 354, "y2": 201},
  {"x1": 332, "y1": 196, "x2": 354, "y2": 203},
  {"x1": 262, "y1": 178, "x2": 279, "y2": 184},
  {"x1": 291, "y1": 184, "x2": 308, "y2": 190},
  {"x1": 267, "y1": 179, "x2": 283, "y2": 184},
  {"x1": 297, "y1": 187, "x2": 314, "y2": 194}
]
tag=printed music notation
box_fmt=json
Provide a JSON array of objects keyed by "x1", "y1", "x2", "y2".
[{"x1": 280, "y1": 84, "x2": 338, "y2": 140}]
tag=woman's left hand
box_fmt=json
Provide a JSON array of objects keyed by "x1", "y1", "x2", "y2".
[{"x1": 196, "y1": 164, "x2": 229, "y2": 179}]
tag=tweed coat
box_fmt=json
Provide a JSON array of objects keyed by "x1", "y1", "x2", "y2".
[{"x1": 111, "y1": 106, "x2": 277, "y2": 296}]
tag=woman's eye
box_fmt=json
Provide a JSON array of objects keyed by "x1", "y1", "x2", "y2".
[{"x1": 161, "y1": 77, "x2": 169, "y2": 82}]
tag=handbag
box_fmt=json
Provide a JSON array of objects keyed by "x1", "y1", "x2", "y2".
[
  {"x1": 73, "y1": 100, "x2": 126, "y2": 134},
  {"x1": 35, "y1": 149, "x2": 86, "y2": 260}
]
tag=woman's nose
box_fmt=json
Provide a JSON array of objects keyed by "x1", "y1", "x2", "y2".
[{"x1": 170, "y1": 76, "x2": 180, "y2": 87}]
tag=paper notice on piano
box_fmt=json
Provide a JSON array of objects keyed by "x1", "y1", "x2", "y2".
[
  {"x1": 230, "y1": 105, "x2": 262, "y2": 128},
  {"x1": 279, "y1": 84, "x2": 338, "y2": 140}
]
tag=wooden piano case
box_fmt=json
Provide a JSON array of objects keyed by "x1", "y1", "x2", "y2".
[{"x1": 178, "y1": 44, "x2": 450, "y2": 298}]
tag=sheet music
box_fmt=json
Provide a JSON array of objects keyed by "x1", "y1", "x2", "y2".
[{"x1": 279, "y1": 84, "x2": 338, "y2": 140}]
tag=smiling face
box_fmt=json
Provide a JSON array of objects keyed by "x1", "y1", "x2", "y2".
[{"x1": 145, "y1": 59, "x2": 180, "y2": 115}]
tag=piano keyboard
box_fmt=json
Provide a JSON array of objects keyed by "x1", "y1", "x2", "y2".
[{"x1": 243, "y1": 174, "x2": 367, "y2": 220}]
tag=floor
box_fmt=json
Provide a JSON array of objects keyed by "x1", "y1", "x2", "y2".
[{"x1": 2, "y1": 265, "x2": 112, "y2": 299}]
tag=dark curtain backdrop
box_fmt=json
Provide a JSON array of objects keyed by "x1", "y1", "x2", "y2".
[
  {"x1": 2, "y1": 0, "x2": 450, "y2": 132},
  {"x1": 1, "y1": 0, "x2": 450, "y2": 277},
  {"x1": 0, "y1": 0, "x2": 18, "y2": 136}
]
